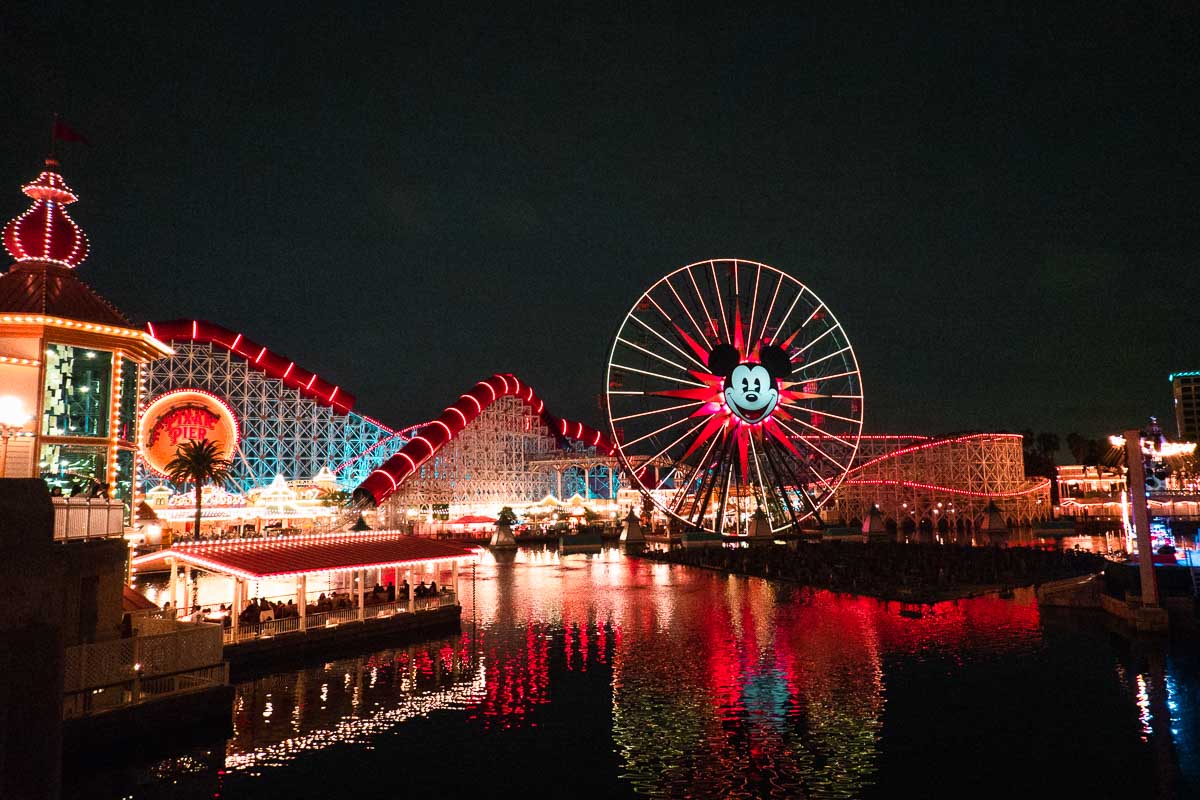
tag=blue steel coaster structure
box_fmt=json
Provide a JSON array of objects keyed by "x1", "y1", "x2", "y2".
[{"x1": 140, "y1": 323, "x2": 410, "y2": 494}]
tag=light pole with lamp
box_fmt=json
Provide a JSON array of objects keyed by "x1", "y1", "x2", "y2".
[{"x1": 0, "y1": 395, "x2": 32, "y2": 478}]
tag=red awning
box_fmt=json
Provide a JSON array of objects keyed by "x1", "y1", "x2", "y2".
[
  {"x1": 450, "y1": 515, "x2": 496, "y2": 525},
  {"x1": 123, "y1": 585, "x2": 160, "y2": 612},
  {"x1": 132, "y1": 532, "x2": 479, "y2": 579}
]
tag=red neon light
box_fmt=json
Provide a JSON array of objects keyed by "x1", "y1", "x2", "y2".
[
  {"x1": 849, "y1": 433, "x2": 1024, "y2": 475},
  {"x1": 356, "y1": 375, "x2": 616, "y2": 505},
  {"x1": 845, "y1": 477, "x2": 1051, "y2": 498},
  {"x1": 147, "y1": 320, "x2": 359, "y2": 413}
]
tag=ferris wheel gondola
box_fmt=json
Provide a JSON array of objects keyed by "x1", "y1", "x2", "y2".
[{"x1": 605, "y1": 259, "x2": 863, "y2": 535}]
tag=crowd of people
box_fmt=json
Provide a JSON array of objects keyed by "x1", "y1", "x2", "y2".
[
  {"x1": 641, "y1": 541, "x2": 1107, "y2": 600},
  {"x1": 167, "y1": 579, "x2": 453, "y2": 629}
]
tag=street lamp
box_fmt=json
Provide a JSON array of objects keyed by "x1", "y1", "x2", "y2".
[{"x1": 0, "y1": 396, "x2": 32, "y2": 478}]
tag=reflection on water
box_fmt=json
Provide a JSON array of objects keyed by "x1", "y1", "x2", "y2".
[{"x1": 73, "y1": 546, "x2": 1199, "y2": 799}]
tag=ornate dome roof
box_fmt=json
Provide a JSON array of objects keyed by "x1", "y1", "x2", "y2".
[{"x1": 2, "y1": 158, "x2": 89, "y2": 268}]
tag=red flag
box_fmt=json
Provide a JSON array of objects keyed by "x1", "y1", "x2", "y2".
[{"x1": 52, "y1": 120, "x2": 90, "y2": 145}]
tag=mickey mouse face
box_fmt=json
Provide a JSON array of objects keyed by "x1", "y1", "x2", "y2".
[
  {"x1": 724, "y1": 363, "x2": 778, "y2": 423},
  {"x1": 707, "y1": 343, "x2": 791, "y2": 424}
]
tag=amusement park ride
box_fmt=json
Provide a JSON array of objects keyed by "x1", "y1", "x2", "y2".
[{"x1": 603, "y1": 259, "x2": 864, "y2": 536}]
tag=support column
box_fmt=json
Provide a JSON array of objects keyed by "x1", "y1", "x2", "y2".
[
  {"x1": 1126, "y1": 430, "x2": 1159, "y2": 607},
  {"x1": 452, "y1": 561, "x2": 460, "y2": 602},
  {"x1": 167, "y1": 558, "x2": 177, "y2": 614},
  {"x1": 609, "y1": 465, "x2": 616, "y2": 500},
  {"x1": 357, "y1": 569, "x2": 365, "y2": 621},
  {"x1": 407, "y1": 568, "x2": 414, "y2": 613},
  {"x1": 231, "y1": 578, "x2": 241, "y2": 640},
  {"x1": 557, "y1": 469, "x2": 563, "y2": 500},
  {"x1": 297, "y1": 575, "x2": 307, "y2": 631}
]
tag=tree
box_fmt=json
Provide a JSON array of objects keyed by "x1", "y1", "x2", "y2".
[
  {"x1": 1036, "y1": 432, "x2": 1060, "y2": 463},
  {"x1": 165, "y1": 439, "x2": 232, "y2": 538},
  {"x1": 496, "y1": 506, "x2": 518, "y2": 527},
  {"x1": 318, "y1": 488, "x2": 352, "y2": 508},
  {"x1": 1066, "y1": 432, "x2": 1087, "y2": 464}
]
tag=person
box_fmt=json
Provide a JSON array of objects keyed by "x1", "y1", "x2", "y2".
[
  {"x1": 429, "y1": 580, "x2": 438, "y2": 595},
  {"x1": 120, "y1": 613, "x2": 133, "y2": 639},
  {"x1": 400, "y1": 580, "x2": 409, "y2": 600},
  {"x1": 220, "y1": 604, "x2": 231, "y2": 629},
  {"x1": 259, "y1": 599, "x2": 274, "y2": 623},
  {"x1": 50, "y1": 486, "x2": 63, "y2": 497},
  {"x1": 386, "y1": 582, "x2": 395, "y2": 602}
]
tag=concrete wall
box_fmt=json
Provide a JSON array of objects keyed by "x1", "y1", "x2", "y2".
[{"x1": 0, "y1": 479, "x2": 65, "y2": 800}]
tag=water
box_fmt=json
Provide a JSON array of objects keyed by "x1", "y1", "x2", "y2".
[{"x1": 71, "y1": 546, "x2": 1199, "y2": 799}]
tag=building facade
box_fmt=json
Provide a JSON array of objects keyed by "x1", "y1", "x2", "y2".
[
  {"x1": 0, "y1": 159, "x2": 171, "y2": 514},
  {"x1": 1171, "y1": 371, "x2": 1200, "y2": 444}
]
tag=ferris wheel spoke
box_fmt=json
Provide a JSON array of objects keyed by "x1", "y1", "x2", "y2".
[
  {"x1": 754, "y1": 271, "x2": 784, "y2": 348},
  {"x1": 622, "y1": 412, "x2": 707, "y2": 449},
  {"x1": 773, "y1": 417, "x2": 850, "y2": 473},
  {"x1": 611, "y1": 363, "x2": 707, "y2": 388},
  {"x1": 792, "y1": 345, "x2": 853, "y2": 375},
  {"x1": 616, "y1": 336, "x2": 701, "y2": 377},
  {"x1": 708, "y1": 260, "x2": 732, "y2": 343},
  {"x1": 684, "y1": 265, "x2": 715, "y2": 342},
  {"x1": 780, "y1": 403, "x2": 862, "y2": 427},
  {"x1": 767, "y1": 287, "x2": 807, "y2": 345},
  {"x1": 662, "y1": 276, "x2": 711, "y2": 348},
  {"x1": 643, "y1": 417, "x2": 712, "y2": 465},
  {"x1": 745, "y1": 263, "x2": 763, "y2": 346},
  {"x1": 666, "y1": 433, "x2": 720, "y2": 513},
  {"x1": 802, "y1": 303, "x2": 826, "y2": 328},
  {"x1": 798, "y1": 368, "x2": 858, "y2": 384},
  {"x1": 612, "y1": 400, "x2": 703, "y2": 423},
  {"x1": 628, "y1": 310, "x2": 708, "y2": 371},
  {"x1": 789, "y1": 323, "x2": 840, "y2": 361}
]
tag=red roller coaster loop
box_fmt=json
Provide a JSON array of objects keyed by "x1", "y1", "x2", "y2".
[{"x1": 355, "y1": 373, "x2": 617, "y2": 507}]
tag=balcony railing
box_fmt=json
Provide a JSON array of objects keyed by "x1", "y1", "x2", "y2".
[
  {"x1": 52, "y1": 497, "x2": 125, "y2": 541},
  {"x1": 62, "y1": 620, "x2": 226, "y2": 718},
  {"x1": 223, "y1": 592, "x2": 457, "y2": 645}
]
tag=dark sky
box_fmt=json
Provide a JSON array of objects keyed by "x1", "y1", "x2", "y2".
[{"x1": 4, "y1": 4, "x2": 1198, "y2": 441}]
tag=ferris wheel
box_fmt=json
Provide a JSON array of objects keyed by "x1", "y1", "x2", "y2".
[{"x1": 605, "y1": 258, "x2": 863, "y2": 535}]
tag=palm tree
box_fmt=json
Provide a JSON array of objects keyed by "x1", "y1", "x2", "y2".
[{"x1": 165, "y1": 439, "x2": 232, "y2": 538}]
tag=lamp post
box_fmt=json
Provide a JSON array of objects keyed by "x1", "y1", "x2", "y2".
[{"x1": 0, "y1": 395, "x2": 32, "y2": 478}]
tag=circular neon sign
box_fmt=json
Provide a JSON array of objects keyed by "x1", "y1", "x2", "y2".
[{"x1": 139, "y1": 389, "x2": 240, "y2": 476}]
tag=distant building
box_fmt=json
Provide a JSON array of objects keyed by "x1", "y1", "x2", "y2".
[{"x1": 1170, "y1": 371, "x2": 1200, "y2": 443}]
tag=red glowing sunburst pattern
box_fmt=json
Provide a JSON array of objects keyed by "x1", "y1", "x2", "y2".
[{"x1": 650, "y1": 305, "x2": 827, "y2": 487}]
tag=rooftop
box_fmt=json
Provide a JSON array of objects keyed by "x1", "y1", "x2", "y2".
[{"x1": 132, "y1": 531, "x2": 479, "y2": 579}]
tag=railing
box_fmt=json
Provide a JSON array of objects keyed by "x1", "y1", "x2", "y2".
[
  {"x1": 62, "y1": 621, "x2": 226, "y2": 718},
  {"x1": 52, "y1": 497, "x2": 126, "y2": 540},
  {"x1": 223, "y1": 592, "x2": 457, "y2": 645}
]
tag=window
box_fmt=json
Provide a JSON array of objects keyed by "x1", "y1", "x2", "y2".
[
  {"x1": 40, "y1": 443, "x2": 107, "y2": 494},
  {"x1": 118, "y1": 358, "x2": 138, "y2": 441},
  {"x1": 42, "y1": 344, "x2": 112, "y2": 437}
]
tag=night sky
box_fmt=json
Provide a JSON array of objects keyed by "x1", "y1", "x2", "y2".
[{"x1": 4, "y1": 4, "x2": 1198, "y2": 442}]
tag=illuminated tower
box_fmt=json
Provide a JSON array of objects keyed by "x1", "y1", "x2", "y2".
[
  {"x1": 1169, "y1": 371, "x2": 1200, "y2": 443},
  {"x1": 0, "y1": 157, "x2": 170, "y2": 509}
]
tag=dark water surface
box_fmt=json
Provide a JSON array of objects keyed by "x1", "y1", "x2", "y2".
[{"x1": 70, "y1": 546, "x2": 1199, "y2": 799}]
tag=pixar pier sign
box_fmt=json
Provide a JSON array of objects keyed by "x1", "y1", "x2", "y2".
[{"x1": 138, "y1": 389, "x2": 240, "y2": 476}]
